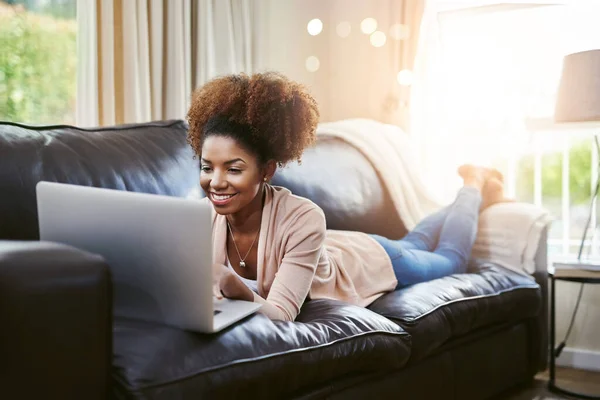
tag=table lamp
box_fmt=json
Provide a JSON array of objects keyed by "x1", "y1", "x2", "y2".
[{"x1": 554, "y1": 49, "x2": 600, "y2": 260}]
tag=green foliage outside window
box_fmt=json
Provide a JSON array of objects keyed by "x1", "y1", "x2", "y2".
[
  {"x1": 0, "y1": 1, "x2": 77, "y2": 124},
  {"x1": 516, "y1": 141, "x2": 593, "y2": 205}
]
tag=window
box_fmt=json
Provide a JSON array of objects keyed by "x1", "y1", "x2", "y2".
[
  {"x1": 422, "y1": 1, "x2": 600, "y2": 259},
  {"x1": 0, "y1": 0, "x2": 77, "y2": 125}
]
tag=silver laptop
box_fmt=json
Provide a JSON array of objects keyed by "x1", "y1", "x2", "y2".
[{"x1": 36, "y1": 181, "x2": 261, "y2": 333}]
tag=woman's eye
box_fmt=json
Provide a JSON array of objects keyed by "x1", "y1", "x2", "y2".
[
  {"x1": 228, "y1": 168, "x2": 241, "y2": 174},
  {"x1": 201, "y1": 166, "x2": 212, "y2": 173}
]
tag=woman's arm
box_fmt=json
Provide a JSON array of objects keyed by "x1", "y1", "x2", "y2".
[
  {"x1": 253, "y1": 208, "x2": 326, "y2": 322},
  {"x1": 213, "y1": 263, "x2": 254, "y2": 302}
]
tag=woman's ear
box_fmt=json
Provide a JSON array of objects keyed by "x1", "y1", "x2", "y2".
[{"x1": 263, "y1": 160, "x2": 277, "y2": 181}]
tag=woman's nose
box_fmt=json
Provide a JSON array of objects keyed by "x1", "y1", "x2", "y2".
[{"x1": 210, "y1": 171, "x2": 227, "y2": 189}]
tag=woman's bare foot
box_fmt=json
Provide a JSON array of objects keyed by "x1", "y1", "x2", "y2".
[
  {"x1": 457, "y1": 164, "x2": 492, "y2": 191},
  {"x1": 458, "y1": 164, "x2": 504, "y2": 183},
  {"x1": 480, "y1": 177, "x2": 515, "y2": 211}
]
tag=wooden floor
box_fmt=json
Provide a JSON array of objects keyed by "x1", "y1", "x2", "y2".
[{"x1": 498, "y1": 367, "x2": 600, "y2": 399}]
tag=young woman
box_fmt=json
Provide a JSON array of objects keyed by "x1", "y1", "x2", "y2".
[{"x1": 187, "y1": 72, "x2": 508, "y2": 322}]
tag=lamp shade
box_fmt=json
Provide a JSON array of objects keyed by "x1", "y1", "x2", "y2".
[{"x1": 554, "y1": 49, "x2": 600, "y2": 123}]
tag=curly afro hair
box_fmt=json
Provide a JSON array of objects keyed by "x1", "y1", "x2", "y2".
[{"x1": 187, "y1": 72, "x2": 320, "y2": 166}]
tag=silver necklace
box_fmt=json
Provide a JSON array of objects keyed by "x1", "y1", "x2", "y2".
[{"x1": 226, "y1": 221, "x2": 259, "y2": 268}]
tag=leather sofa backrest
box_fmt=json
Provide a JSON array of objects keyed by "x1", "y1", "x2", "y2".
[
  {"x1": 0, "y1": 119, "x2": 407, "y2": 241},
  {"x1": 0, "y1": 120, "x2": 199, "y2": 240},
  {"x1": 272, "y1": 136, "x2": 407, "y2": 239}
]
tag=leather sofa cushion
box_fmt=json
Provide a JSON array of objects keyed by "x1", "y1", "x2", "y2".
[
  {"x1": 112, "y1": 299, "x2": 411, "y2": 399},
  {"x1": 368, "y1": 261, "x2": 541, "y2": 362},
  {"x1": 0, "y1": 120, "x2": 199, "y2": 240},
  {"x1": 272, "y1": 136, "x2": 407, "y2": 240}
]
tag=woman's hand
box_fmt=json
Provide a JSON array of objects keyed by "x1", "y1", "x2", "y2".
[{"x1": 212, "y1": 263, "x2": 254, "y2": 302}]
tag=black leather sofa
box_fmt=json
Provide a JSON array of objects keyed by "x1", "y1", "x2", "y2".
[{"x1": 0, "y1": 120, "x2": 549, "y2": 399}]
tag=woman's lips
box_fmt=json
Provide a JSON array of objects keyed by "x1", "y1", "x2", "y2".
[{"x1": 210, "y1": 192, "x2": 237, "y2": 206}]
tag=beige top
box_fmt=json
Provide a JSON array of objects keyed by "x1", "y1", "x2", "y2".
[{"x1": 210, "y1": 185, "x2": 397, "y2": 321}]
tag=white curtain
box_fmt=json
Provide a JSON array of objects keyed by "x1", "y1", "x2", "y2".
[
  {"x1": 408, "y1": 0, "x2": 444, "y2": 193},
  {"x1": 390, "y1": 0, "x2": 426, "y2": 132},
  {"x1": 408, "y1": 0, "x2": 572, "y2": 201},
  {"x1": 77, "y1": 0, "x2": 258, "y2": 127}
]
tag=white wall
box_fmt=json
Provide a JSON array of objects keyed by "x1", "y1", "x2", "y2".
[{"x1": 555, "y1": 281, "x2": 600, "y2": 366}]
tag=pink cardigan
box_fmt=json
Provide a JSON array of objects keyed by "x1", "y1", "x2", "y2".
[{"x1": 211, "y1": 185, "x2": 397, "y2": 321}]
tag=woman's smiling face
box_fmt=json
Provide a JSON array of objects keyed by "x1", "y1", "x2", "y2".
[{"x1": 200, "y1": 135, "x2": 265, "y2": 215}]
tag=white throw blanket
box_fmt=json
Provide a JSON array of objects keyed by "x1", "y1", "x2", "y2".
[
  {"x1": 316, "y1": 118, "x2": 553, "y2": 275},
  {"x1": 317, "y1": 118, "x2": 443, "y2": 229}
]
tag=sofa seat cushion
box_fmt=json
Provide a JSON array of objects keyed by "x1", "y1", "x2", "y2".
[
  {"x1": 112, "y1": 299, "x2": 411, "y2": 399},
  {"x1": 368, "y1": 261, "x2": 541, "y2": 362}
]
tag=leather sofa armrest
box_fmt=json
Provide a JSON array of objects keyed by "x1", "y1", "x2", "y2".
[
  {"x1": 0, "y1": 241, "x2": 112, "y2": 399},
  {"x1": 472, "y1": 202, "x2": 553, "y2": 275},
  {"x1": 471, "y1": 203, "x2": 551, "y2": 374}
]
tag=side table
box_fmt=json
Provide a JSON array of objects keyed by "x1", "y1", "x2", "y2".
[{"x1": 549, "y1": 262, "x2": 600, "y2": 399}]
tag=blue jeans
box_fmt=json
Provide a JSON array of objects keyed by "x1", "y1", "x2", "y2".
[{"x1": 370, "y1": 186, "x2": 481, "y2": 289}]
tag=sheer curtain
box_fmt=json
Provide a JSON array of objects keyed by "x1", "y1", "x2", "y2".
[
  {"x1": 409, "y1": 0, "x2": 575, "y2": 202},
  {"x1": 77, "y1": 0, "x2": 259, "y2": 127},
  {"x1": 384, "y1": 0, "x2": 425, "y2": 131}
]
